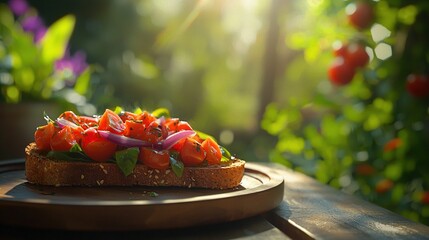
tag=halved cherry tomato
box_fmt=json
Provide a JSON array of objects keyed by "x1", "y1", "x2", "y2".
[
  {"x1": 202, "y1": 138, "x2": 222, "y2": 165},
  {"x1": 137, "y1": 111, "x2": 156, "y2": 126},
  {"x1": 141, "y1": 120, "x2": 167, "y2": 144},
  {"x1": 81, "y1": 128, "x2": 117, "y2": 162},
  {"x1": 124, "y1": 120, "x2": 146, "y2": 140},
  {"x1": 78, "y1": 116, "x2": 98, "y2": 129},
  {"x1": 180, "y1": 137, "x2": 206, "y2": 166},
  {"x1": 166, "y1": 119, "x2": 193, "y2": 133},
  {"x1": 50, "y1": 126, "x2": 78, "y2": 152},
  {"x1": 139, "y1": 147, "x2": 170, "y2": 170},
  {"x1": 34, "y1": 122, "x2": 57, "y2": 150},
  {"x1": 171, "y1": 134, "x2": 202, "y2": 151},
  {"x1": 98, "y1": 109, "x2": 125, "y2": 134},
  {"x1": 119, "y1": 111, "x2": 139, "y2": 122},
  {"x1": 58, "y1": 111, "x2": 80, "y2": 125}
]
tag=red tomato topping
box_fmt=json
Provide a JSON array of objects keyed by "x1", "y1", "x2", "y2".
[
  {"x1": 81, "y1": 128, "x2": 117, "y2": 162},
  {"x1": 137, "y1": 111, "x2": 156, "y2": 126},
  {"x1": 202, "y1": 138, "x2": 222, "y2": 165},
  {"x1": 98, "y1": 109, "x2": 125, "y2": 134},
  {"x1": 34, "y1": 122, "x2": 57, "y2": 150},
  {"x1": 119, "y1": 111, "x2": 139, "y2": 122},
  {"x1": 50, "y1": 126, "x2": 78, "y2": 152},
  {"x1": 139, "y1": 147, "x2": 170, "y2": 170},
  {"x1": 124, "y1": 120, "x2": 146, "y2": 140},
  {"x1": 180, "y1": 137, "x2": 206, "y2": 166}
]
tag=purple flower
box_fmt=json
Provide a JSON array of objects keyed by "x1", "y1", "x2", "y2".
[
  {"x1": 21, "y1": 15, "x2": 46, "y2": 43},
  {"x1": 9, "y1": 0, "x2": 29, "y2": 16},
  {"x1": 21, "y1": 15, "x2": 44, "y2": 33},
  {"x1": 55, "y1": 51, "x2": 88, "y2": 77}
]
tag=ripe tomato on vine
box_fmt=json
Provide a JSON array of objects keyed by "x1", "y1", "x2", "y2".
[
  {"x1": 406, "y1": 74, "x2": 429, "y2": 98},
  {"x1": 328, "y1": 57, "x2": 356, "y2": 86},
  {"x1": 346, "y1": 1, "x2": 374, "y2": 30}
]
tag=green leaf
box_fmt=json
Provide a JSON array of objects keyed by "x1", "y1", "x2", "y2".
[
  {"x1": 152, "y1": 107, "x2": 170, "y2": 118},
  {"x1": 195, "y1": 130, "x2": 216, "y2": 141},
  {"x1": 40, "y1": 15, "x2": 75, "y2": 64},
  {"x1": 70, "y1": 143, "x2": 83, "y2": 152},
  {"x1": 220, "y1": 145, "x2": 231, "y2": 160},
  {"x1": 74, "y1": 67, "x2": 91, "y2": 95},
  {"x1": 170, "y1": 157, "x2": 184, "y2": 178},
  {"x1": 115, "y1": 147, "x2": 139, "y2": 176}
]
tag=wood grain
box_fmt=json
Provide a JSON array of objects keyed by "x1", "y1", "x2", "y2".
[{"x1": 265, "y1": 164, "x2": 429, "y2": 240}]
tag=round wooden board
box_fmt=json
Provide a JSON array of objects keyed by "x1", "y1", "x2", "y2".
[{"x1": 0, "y1": 159, "x2": 284, "y2": 231}]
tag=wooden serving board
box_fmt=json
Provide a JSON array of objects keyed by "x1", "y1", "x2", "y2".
[{"x1": 0, "y1": 159, "x2": 284, "y2": 231}]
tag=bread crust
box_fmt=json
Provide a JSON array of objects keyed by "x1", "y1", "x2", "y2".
[{"x1": 25, "y1": 143, "x2": 245, "y2": 189}]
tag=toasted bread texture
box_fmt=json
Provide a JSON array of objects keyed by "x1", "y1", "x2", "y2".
[{"x1": 25, "y1": 143, "x2": 245, "y2": 189}]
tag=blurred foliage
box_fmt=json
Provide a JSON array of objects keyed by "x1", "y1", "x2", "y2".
[
  {"x1": 0, "y1": 2, "x2": 93, "y2": 112},
  {"x1": 262, "y1": 0, "x2": 429, "y2": 224}
]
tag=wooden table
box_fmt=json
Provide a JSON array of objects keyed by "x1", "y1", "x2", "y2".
[{"x1": 1, "y1": 162, "x2": 429, "y2": 239}]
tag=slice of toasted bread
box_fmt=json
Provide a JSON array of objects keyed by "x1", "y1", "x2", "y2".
[{"x1": 25, "y1": 143, "x2": 245, "y2": 189}]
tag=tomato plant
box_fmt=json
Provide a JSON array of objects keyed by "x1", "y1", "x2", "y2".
[
  {"x1": 406, "y1": 74, "x2": 429, "y2": 98},
  {"x1": 180, "y1": 137, "x2": 206, "y2": 166},
  {"x1": 138, "y1": 147, "x2": 170, "y2": 170},
  {"x1": 81, "y1": 128, "x2": 117, "y2": 162}
]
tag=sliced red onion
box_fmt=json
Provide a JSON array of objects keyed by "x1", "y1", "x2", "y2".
[
  {"x1": 98, "y1": 130, "x2": 160, "y2": 149},
  {"x1": 98, "y1": 130, "x2": 195, "y2": 151},
  {"x1": 162, "y1": 130, "x2": 195, "y2": 150},
  {"x1": 56, "y1": 118, "x2": 79, "y2": 129}
]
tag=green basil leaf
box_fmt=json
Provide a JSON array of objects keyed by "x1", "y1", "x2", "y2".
[
  {"x1": 152, "y1": 108, "x2": 170, "y2": 118},
  {"x1": 220, "y1": 145, "x2": 231, "y2": 159},
  {"x1": 195, "y1": 130, "x2": 216, "y2": 141},
  {"x1": 115, "y1": 147, "x2": 139, "y2": 176},
  {"x1": 46, "y1": 151, "x2": 91, "y2": 162},
  {"x1": 170, "y1": 157, "x2": 184, "y2": 178},
  {"x1": 70, "y1": 143, "x2": 83, "y2": 152}
]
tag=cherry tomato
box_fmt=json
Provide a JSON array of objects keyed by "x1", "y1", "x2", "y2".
[
  {"x1": 347, "y1": 43, "x2": 369, "y2": 68},
  {"x1": 406, "y1": 74, "x2": 429, "y2": 98},
  {"x1": 346, "y1": 1, "x2": 374, "y2": 30},
  {"x1": 81, "y1": 128, "x2": 117, "y2": 162},
  {"x1": 328, "y1": 57, "x2": 356, "y2": 86},
  {"x1": 124, "y1": 120, "x2": 146, "y2": 140},
  {"x1": 141, "y1": 120, "x2": 167, "y2": 144},
  {"x1": 98, "y1": 109, "x2": 125, "y2": 134},
  {"x1": 333, "y1": 41, "x2": 348, "y2": 57},
  {"x1": 422, "y1": 192, "x2": 429, "y2": 205},
  {"x1": 201, "y1": 138, "x2": 222, "y2": 165},
  {"x1": 50, "y1": 126, "x2": 78, "y2": 152},
  {"x1": 139, "y1": 147, "x2": 170, "y2": 170},
  {"x1": 375, "y1": 179, "x2": 393, "y2": 194},
  {"x1": 58, "y1": 111, "x2": 80, "y2": 125},
  {"x1": 165, "y1": 118, "x2": 193, "y2": 133},
  {"x1": 119, "y1": 111, "x2": 139, "y2": 122},
  {"x1": 34, "y1": 122, "x2": 57, "y2": 150},
  {"x1": 355, "y1": 163, "x2": 375, "y2": 176},
  {"x1": 78, "y1": 116, "x2": 98, "y2": 129},
  {"x1": 137, "y1": 111, "x2": 156, "y2": 126},
  {"x1": 180, "y1": 137, "x2": 206, "y2": 166},
  {"x1": 383, "y1": 138, "x2": 402, "y2": 152}
]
